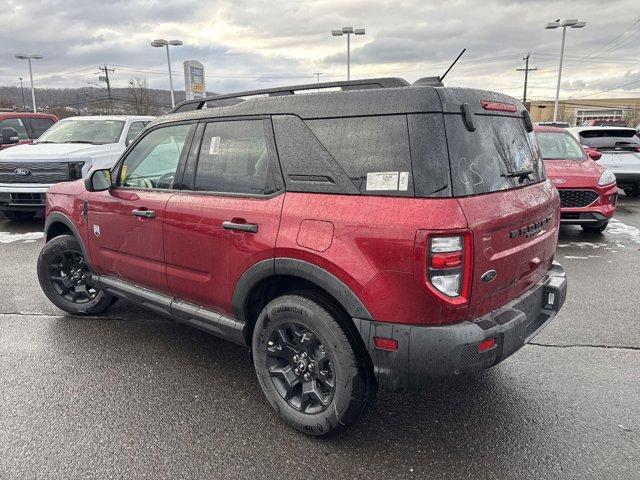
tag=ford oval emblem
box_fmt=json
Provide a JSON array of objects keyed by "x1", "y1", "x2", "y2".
[
  {"x1": 14, "y1": 168, "x2": 31, "y2": 176},
  {"x1": 552, "y1": 178, "x2": 566, "y2": 184},
  {"x1": 481, "y1": 270, "x2": 497, "y2": 282}
]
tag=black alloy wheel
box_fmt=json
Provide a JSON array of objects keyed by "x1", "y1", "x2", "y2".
[
  {"x1": 37, "y1": 234, "x2": 116, "y2": 315},
  {"x1": 266, "y1": 321, "x2": 335, "y2": 414},
  {"x1": 48, "y1": 250, "x2": 98, "y2": 304}
]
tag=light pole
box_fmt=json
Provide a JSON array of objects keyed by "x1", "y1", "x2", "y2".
[
  {"x1": 18, "y1": 77, "x2": 26, "y2": 111},
  {"x1": 15, "y1": 54, "x2": 43, "y2": 113},
  {"x1": 545, "y1": 19, "x2": 586, "y2": 122},
  {"x1": 151, "y1": 39, "x2": 183, "y2": 108},
  {"x1": 331, "y1": 27, "x2": 365, "y2": 80}
]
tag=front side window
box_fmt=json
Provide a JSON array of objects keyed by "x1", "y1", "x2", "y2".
[
  {"x1": 536, "y1": 131, "x2": 586, "y2": 160},
  {"x1": 37, "y1": 119, "x2": 125, "y2": 145},
  {"x1": 195, "y1": 120, "x2": 274, "y2": 195},
  {"x1": 0, "y1": 118, "x2": 29, "y2": 140},
  {"x1": 119, "y1": 123, "x2": 193, "y2": 190},
  {"x1": 27, "y1": 118, "x2": 55, "y2": 138}
]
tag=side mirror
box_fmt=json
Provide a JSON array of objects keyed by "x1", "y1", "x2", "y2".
[
  {"x1": 1, "y1": 127, "x2": 20, "y2": 145},
  {"x1": 85, "y1": 168, "x2": 113, "y2": 192},
  {"x1": 587, "y1": 149, "x2": 602, "y2": 161}
]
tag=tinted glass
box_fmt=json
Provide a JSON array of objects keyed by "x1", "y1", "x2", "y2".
[
  {"x1": 119, "y1": 123, "x2": 193, "y2": 190},
  {"x1": 126, "y1": 121, "x2": 146, "y2": 144},
  {"x1": 27, "y1": 118, "x2": 55, "y2": 138},
  {"x1": 38, "y1": 119, "x2": 125, "y2": 144},
  {"x1": 0, "y1": 118, "x2": 29, "y2": 140},
  {"x1": 536, "y1": 131, "x2": 586, "y2": 160},
  {"x1": 195, "y1": 120, "x2": 273, "y2": 195},
  {"x1": 578, "y1": 129, "x2": 640, "y2": 149},
  {"x1": 306, "y1": 115, "x2": 413, "y2": 196},
  {"x1": 445, "y1": 114, "x2": 545, "y2": 196}
]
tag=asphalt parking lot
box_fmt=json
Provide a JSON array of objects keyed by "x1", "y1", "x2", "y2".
[{"x1": 1, "y1": 195, "x2": 639, "y2": 480}]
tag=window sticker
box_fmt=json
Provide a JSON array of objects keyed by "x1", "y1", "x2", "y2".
[
  {"x1": 366, "y1": 171, "x2": 399, "y2": 191},
  {"x1": 209, "y1": 136, "x2": 221, "y2": 155},
  {"x1": 399, "y1": 172, "x2": 409, "y2": 191}
]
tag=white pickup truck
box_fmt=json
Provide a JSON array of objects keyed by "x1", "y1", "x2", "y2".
[{"x1": 0, "y1": 115, "x2": 153, "y2": 220}]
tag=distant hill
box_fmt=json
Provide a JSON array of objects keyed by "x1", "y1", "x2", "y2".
[{"x1": 0, "y1": 85, "x2": 223, "y2": 117}]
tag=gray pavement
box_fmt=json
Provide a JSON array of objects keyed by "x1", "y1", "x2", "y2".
[{"x1": 1, "y1": 194, "x2": 639, "y2": 480}]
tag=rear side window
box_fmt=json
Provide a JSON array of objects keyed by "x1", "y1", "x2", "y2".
[
  {"x1": 126, "y1": 121, "x2": 147, "y2": 145},
  {"x1": 305, "y1": 115, "x2": 414, "y2": 196},
  {"x1": 445, "y1": 114, "x2": 545, "y2": 196},
  {"x1": 194, "y1": 120, "x2": 275, "y2": 195},
  {"x1": 27, "y1": 118, "x2": 55, "y2": 138},
  {"x1": 0, "y1": 118, "x2": 29, "y2": 140},
  {"x1": 578, "y1": 129, "x2": 640, "y2": 150}
]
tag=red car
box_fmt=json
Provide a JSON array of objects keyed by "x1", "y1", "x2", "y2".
[
  {"x1": 37, "y1": 79, "x2": 567, "y2": 435},
  {"x1": 0, "y1": 112, "x2": 58, "y2": 150},
  {"x1": 535, "y1": 125, "x2": 617, "y2": 233}
]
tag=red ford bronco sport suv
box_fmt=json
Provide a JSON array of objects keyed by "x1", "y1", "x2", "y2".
[
  {"x1": 535, "y1": 125, "x2": 617, "y2": 233},
  {"x1": 37, "y1": 78, "x2": 567, "y2": 436}
]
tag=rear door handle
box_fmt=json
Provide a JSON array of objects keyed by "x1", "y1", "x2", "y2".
[
  {"x1": 132, "y1": 208, "x2": 156, "y2": 218},
  {"x1": 222, "y1": 220, "x2": 258, "y2": 233}
]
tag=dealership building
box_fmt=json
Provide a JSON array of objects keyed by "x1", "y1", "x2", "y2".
[{"x1": 528, "y1": 97, "x2": 640, "y2": 126}]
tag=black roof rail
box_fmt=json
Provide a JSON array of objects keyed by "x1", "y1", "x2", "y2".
[{"x1": 170, "y1": 77, "x2": 411, "y2": 113}]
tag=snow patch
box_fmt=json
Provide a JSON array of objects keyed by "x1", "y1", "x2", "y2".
[
  {"x1": 607, "y1": 219, "x2": 640, "y2": 244},
  {"x1": 0, "y1": 231, "x2": 44, "y2": 244}
]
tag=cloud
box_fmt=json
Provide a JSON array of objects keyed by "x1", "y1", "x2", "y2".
[{"x1": 1, "y1": 0, "x2": 639, "y2": 100}]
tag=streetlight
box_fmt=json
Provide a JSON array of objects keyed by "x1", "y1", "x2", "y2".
[
  {"x1": 331, "y1": 26, "x2": 365, "y2": 80},
  {"x1": 18, "y1": 77, "x2": 26, "y2": 111},
  {"x1": 151, "y1": 39, "x2": 183, "y2": 108},
  {"x1": 15, "y1": 54, "x2": 43, "y2": 113},
  {"x1": 545, "y1": 19, "x2": 586, "y2": 122}
]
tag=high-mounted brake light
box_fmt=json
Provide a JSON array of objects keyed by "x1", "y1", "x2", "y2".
[
  {"x1": 428, "y1": 235, "x2": 470, "y2": 298},
  {"x1": 480, "y1": 100, "x2": 517, "y2": 113}
]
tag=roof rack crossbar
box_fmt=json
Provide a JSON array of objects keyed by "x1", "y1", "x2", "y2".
[{"x1": 171, "y1": 77, "x2": 410, "y2": 113}]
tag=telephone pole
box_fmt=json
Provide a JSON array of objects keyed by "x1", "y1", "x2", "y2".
[
  {"x1": 98, "y1": 65, "x2": 114, "y2": 100},
  {"x1": 516, "y1": 53, "x2": 538, "y2": 104}
]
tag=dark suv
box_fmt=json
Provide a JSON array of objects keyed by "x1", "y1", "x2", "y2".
[{"x1": 37, "y1": 78, "x2": 567, "y2": 436}]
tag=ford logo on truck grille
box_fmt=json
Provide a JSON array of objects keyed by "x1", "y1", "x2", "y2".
[{"x1": 14, "y1": 168, "x2": 31, "y2": 176}]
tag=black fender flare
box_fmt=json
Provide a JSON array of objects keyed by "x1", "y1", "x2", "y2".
[
  {"x1": 232, "y1": 258, "x2": 373, "y2": 323},
  {"x1": 44, "y1": 212, "x2": 93, "y2": 270}
]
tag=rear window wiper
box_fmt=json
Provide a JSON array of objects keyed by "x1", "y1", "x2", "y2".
[{"x1": 501, "y1": 168, "x2": 534, "y2": 183}]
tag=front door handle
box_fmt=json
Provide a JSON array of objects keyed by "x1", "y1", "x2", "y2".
[
  {"x1": 132, "y1": 208, "x2": 156, "y2": 218},
  {"x1": 222, "y1": 220, "x2": 258, "y2": 233}
]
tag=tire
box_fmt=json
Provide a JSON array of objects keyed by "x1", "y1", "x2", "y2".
[
  {"x1": 581, "y1": 222, "x2": 608, "y2": 234},
  {"x1": 623, "y1": 186, "x2": 640, "y2": 198},
  {"x1": 2, "y1": 210, "x2": 36, "y2": 220},
  {"x1": 252, "y1": 293, "x2": 376, "y2": 436},
  {"x1": 37, "y1": 234, "x2": 116, "y2": 315}
]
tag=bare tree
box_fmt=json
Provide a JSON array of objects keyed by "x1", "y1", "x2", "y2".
[
  {"x1": 624, "y1": 107, "x2": 640, "y2": 129},
  {"x1": 127, "y1": 78, "x2": 159, "y2": 115}
]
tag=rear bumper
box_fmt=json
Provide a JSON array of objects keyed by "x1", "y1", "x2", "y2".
[{"x1": 354, "y1": 261, "x2": 567, "y2": 392}]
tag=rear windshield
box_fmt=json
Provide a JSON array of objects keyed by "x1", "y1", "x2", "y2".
[
  {"x1": 536, "y1": 131, "x2": 585, "y2": 160},
  {"x1": 578, "y1": 129, "x2": 640, "y2": 149},
  {"x1": 445, "y1": 113, "x2": 545, "y2": 196}
]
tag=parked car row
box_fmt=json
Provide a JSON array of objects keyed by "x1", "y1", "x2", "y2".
[{"x1": 1, "y1": 79, "x2": 638, "y2": 435}]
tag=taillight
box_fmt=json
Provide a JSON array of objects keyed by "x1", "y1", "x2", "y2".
[{"x1": 428, "y1": 235, "x2": 470, "y2": 298}]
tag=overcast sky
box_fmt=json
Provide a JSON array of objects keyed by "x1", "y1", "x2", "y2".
[{"x1": 1, "y1": 0, "x2": 639, "y2": 102}]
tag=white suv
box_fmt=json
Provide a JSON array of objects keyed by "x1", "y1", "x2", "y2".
[
  {"x1": 566, "y1": 126, "x2": 640, "y2": 197},
  {"x1": 0, "y1": 115, "x2": 154, "y2": 220}
]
